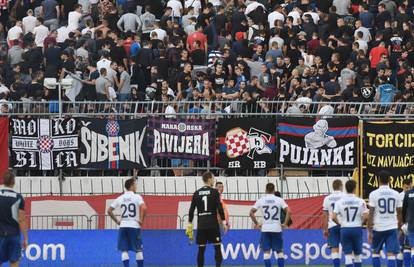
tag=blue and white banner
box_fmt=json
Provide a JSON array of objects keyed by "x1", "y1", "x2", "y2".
[{"x1": 21, "y1": 229, "x2": 385, "y2": 266}]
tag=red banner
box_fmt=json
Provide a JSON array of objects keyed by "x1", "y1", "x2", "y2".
[
  {"x1": 0, "y1": 117, "x2": 8, "y2": 184},
  {"x1": 24, "y1": 194, "x2": 323, "y2": 230}
]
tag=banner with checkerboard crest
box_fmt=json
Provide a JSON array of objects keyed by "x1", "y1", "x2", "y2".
[
  {"x1": 217, "y1": 118, "x2": 276, "y2": 169},
  {"x1": 10, "y1": 118, "x2": 79, "y2": 170}
]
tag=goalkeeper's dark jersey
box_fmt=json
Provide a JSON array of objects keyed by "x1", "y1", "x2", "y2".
[
  {"x1": 188, "y1": 186, "x2": 225, "y2": 229},
  {"x1": 402, "y1": 188, "x2": 414, "y2": 232}
]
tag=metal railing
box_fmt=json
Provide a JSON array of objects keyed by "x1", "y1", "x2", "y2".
[
  {"x1": 27, "y1": 214, "x2": 322, "y2": 230},
  {"x1": 2, "y1": 100, "x2": 414, "y2": 118}
]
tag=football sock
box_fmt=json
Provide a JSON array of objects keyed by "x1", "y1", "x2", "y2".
[
  {"x1": 197, "y1": 246, "x2": 206, "y2": 267},
  {"x1": 264, "y1": 252, "x2": 271, "y2": 267},
  {"x1": 277, "y1": 252, "x2": 284, "y2": 267},
  {"x1": 332, "y1": 252, "x2": 340, "y2": 267},
  {"x1": 388, "y1": 255, "x2": 396, "y2": 267},
  {"x1": 214, "y1": 245, "x2": 222, "y2": 267},
  {"x1": 136, "y1": 251, "x2": 144, "y2": 267},
  {"x1": 122, "y1": 252, "x2": 129, "y2": 267},
  {"x1": 397, "y1": 253, "x2": 403, "y2": 267},
  {"x1": 411, "y1": 251, "x2": 414, "y2": 267},
  {"x1": 373, "y1": 254, "x2": 381, "y2": 267},
  {"x1": 354, "y1": 254, "x2": 362, "y2": 267},
  {"x1": 404, "y1": 250, "x2": 411, "y2": 267},
  {"x1": 345, "y1": 254, "x2": 353, "y2": 267}
]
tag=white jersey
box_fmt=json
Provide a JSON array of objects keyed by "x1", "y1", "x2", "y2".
[
  {"x1": 110, "y1": 191, "x2": 145, "y2": 229},
  {"x1": 334, "y1": 194, "x2": 368, "y2": 228},
  {"x1": 368, "y1": 185, "x2": 402, "y2": 231},
  {"x1": 323, "y1": 191, "x2": 345, "y2": 229},
  {"x1": 253, "y1": 194, "x2": 288, "y2": 233}
]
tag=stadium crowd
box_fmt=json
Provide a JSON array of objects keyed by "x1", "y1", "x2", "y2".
[{"x1": 0, "y1": 0, "x2": 413, "y2": 115}]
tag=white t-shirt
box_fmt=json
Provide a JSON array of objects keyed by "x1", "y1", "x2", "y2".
[
  {"x1": 97, "y1": 58, "x2": 112, "y2": 72},
  {"x1": 253, "y1": 194, "x2": 288, "y2": 233},
  {"x1": 57, "y1": 26, "x2": 71, "y2": 43},
  {"x1": 368, "y1": 185, "x2": 402, "y2": 231},
  {"x1": 68, "y1": 11, "x2": 82, "y2": 31},
  {"x1": 110, "y1": 191, "x2": 145, "y2": 228},
  {"x1": 399, "y1": 191, "x2": 406, "y2": 202},
  {"x1": 150, "y1": 28, "x2": 167, "y2": 41},
  {"x1": 22, "y1": 15, "x2": 37, "y2": 34},
  {"x1": 334, "y1": 194, "x2": 368, "y2": 228},
  {"x1": 287, "y1": 10, "x2": 301, "y2": 25},
  {"x1": 184, "y1": 0, "x2": 201, "y2": 15},
  {"x1": 303, "y1": 11, "x2": 319, "y2": 24},
  {"x1": 323, "y1": 190, "x2": 345, "y2": 229},
  {"x1": 33, "y1": 25, "x2": 49, "y2": 47},
  {"x1": 268, "y1": 11, "x2": 284, "y2": 28},
  {"x1": 7, "y1": 25, "x2": 23, "y2": 41},
  {"x1": 167, "y1": 0, "x2": 183, "y2": 17}
]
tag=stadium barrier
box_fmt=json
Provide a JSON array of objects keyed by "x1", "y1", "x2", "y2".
[
  {"x1": 15, "y1": 176, "x2": 351, "y2": 199},
  {"x1": 26, "y1": 214, "x2": 322, "y2": 230}
]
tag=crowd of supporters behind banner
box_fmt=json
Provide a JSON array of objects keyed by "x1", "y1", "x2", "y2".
[{"x1": 0, "y1": 0, "x2": 414, "y2": 116}]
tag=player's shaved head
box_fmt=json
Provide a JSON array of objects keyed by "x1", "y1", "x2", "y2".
[
  {"x1": 332, "y1": 179, "x2": 343, "y2": 191},
  {"x1": 124, "y1": 178, "x2": 136, "y2": 191},
  {"x1": 3, "y1": 171, "x2": 15, "y2": 187},
  {"x1": 266, "y1": 183, "x2": 275, "y2": 194},
  {"x1": 202, "y1": 171, "x2": 214, "y2": 183},
  {"x1": 345, "y1": 180, "x2": 357, "y2": 194},
  {"x1": 378, "y1": 170, "x2": 390, "y2": 185}
]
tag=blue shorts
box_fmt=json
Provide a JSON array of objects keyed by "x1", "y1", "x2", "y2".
[
  {"x1": 340, "y1": 227, "x2": 363, "y2": 255},
  {"x1": 328, "y1": 226, "x2": 341, "y2": 248},
  {"x1": 0, "y1": 235, "x2": 21, "y2": 264},
  {"x1": 372, "y1": 229, "x2": 399, "y2": 254},
  {"x1": 407, "y1": 231, "x2": 414, "y2": 248},
  {"x1": 118, "y1": 228, "x2": 143, "y2": 252},
  {"x1": 260, "y1": 232, "x2": 283, "y2": 253}
]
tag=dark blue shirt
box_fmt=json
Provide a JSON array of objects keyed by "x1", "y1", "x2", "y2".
[
  {"x1": 0, "y1": 188, "x2": 24, "y2": 237},
  {"x1": 403, "y1": 189, "x2": 414, "y2": 232}
]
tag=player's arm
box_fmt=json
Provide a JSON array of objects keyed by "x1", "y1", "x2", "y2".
[
  {"x1": 331, "y1": 211, "x2": 340, "y2": 226},
  {"x1": 402, "y1": 193, "x2": 408, "y2": 224},
  {"x1": 249, "y1": 207, "x2": 260, "y2": 228},
  {"x1": 188, "y1": 192, "x2": 197, "y2": 224},
  {"x1": 215, "y1": 190, "x2": 226, "y2": 225},
  {"x1": 367, "y1": 207, "x2": 374, "y2": 231},
  {"x1": 282, "y1": 207, "x2": 291, "y2": 228},
  {"x1": 397, "y1": 206, "x2": 402, "y2": 229},
  {"x1": 139, "y1": 202, "x2": 147, "y2": 227},
  {"x1": 322, "y1": 198, "x2": 329, "y2": 238},
  {"x1": 107, "y1": 198, "x2": 121, "y2": 225},
  {"x1": 18, "y1": 198, "x2": 28, "y2": 249}
]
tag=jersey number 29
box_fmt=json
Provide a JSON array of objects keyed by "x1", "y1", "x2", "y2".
[{"x1": 121, "y1": 203, "x2": 136, "y2": 218}]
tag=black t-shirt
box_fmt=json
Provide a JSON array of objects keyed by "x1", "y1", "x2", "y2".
[
  {"x1": 210, "y1": 72, "x2": 226, "y2": 92},
  {"x1": 188, "y1": 186, "x2": 225, "y2": 229},
  {"x1": 0, "y1": 189, "x2": 24, "y2": 237},
  {"x1": 110, "y1": 46, "x2": 127, "y2": 65},
  {"x1": 177, "y1": 71, "x2": 192, "y2": 90},
  {"x1": 27, "y1": 82, "x2": 44, "y2": 98},
  {"x1": 215, "y1": 14, "x2": 227, "y2": 32},
  {"x1": 191, "y1": 49, "x2": 205, "y2": 65}
]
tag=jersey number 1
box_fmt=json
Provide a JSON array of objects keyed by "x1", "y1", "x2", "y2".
[{"x1": 202, "y1": 196, "x2": 208, "y2": 211}]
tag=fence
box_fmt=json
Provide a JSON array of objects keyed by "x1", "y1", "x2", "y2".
[
  {"x1": 3, "y1": 100, "x2": 414, "y2": 118},
  {"x1": 27, "y1": 214, "x2": 323, "y2": 230},
  {"x1": 15, "y1": 176, "x2": 351, "y2": 199}
]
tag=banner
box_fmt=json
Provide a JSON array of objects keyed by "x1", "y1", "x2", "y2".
[
  {"x1": 0, "y1": 117, "x2": 8, "y2": 183},
  {"x1": 78, "y1": 118, "x2": 149, "y2": 169},
  {"x1": 147, "y1": 118, "x2": 215, "y2": 160},
  {"x1": 10, "y1": 118, "x2": 78, "y2": 170},
  {"x1": 22, "y1": 229, "x2": 384, "y2": 266},
  {"x1": 217, "y1": 118, "x2": 276, "y2": 169},
  {"x1": 363, "y1": 121, "x2": 414, "y2": 199},
  {"x1": 277, "y1": 117, "x2": 358, "y2": 168}
]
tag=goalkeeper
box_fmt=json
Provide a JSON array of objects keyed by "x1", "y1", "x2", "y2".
[{"x1": 186, "y1": 172, "x2": 228, "y2": 267}]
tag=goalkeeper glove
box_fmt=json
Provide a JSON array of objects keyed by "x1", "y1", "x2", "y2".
[{"x1": 186, "y1": 223, "x2": 194, "y2": 244}]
